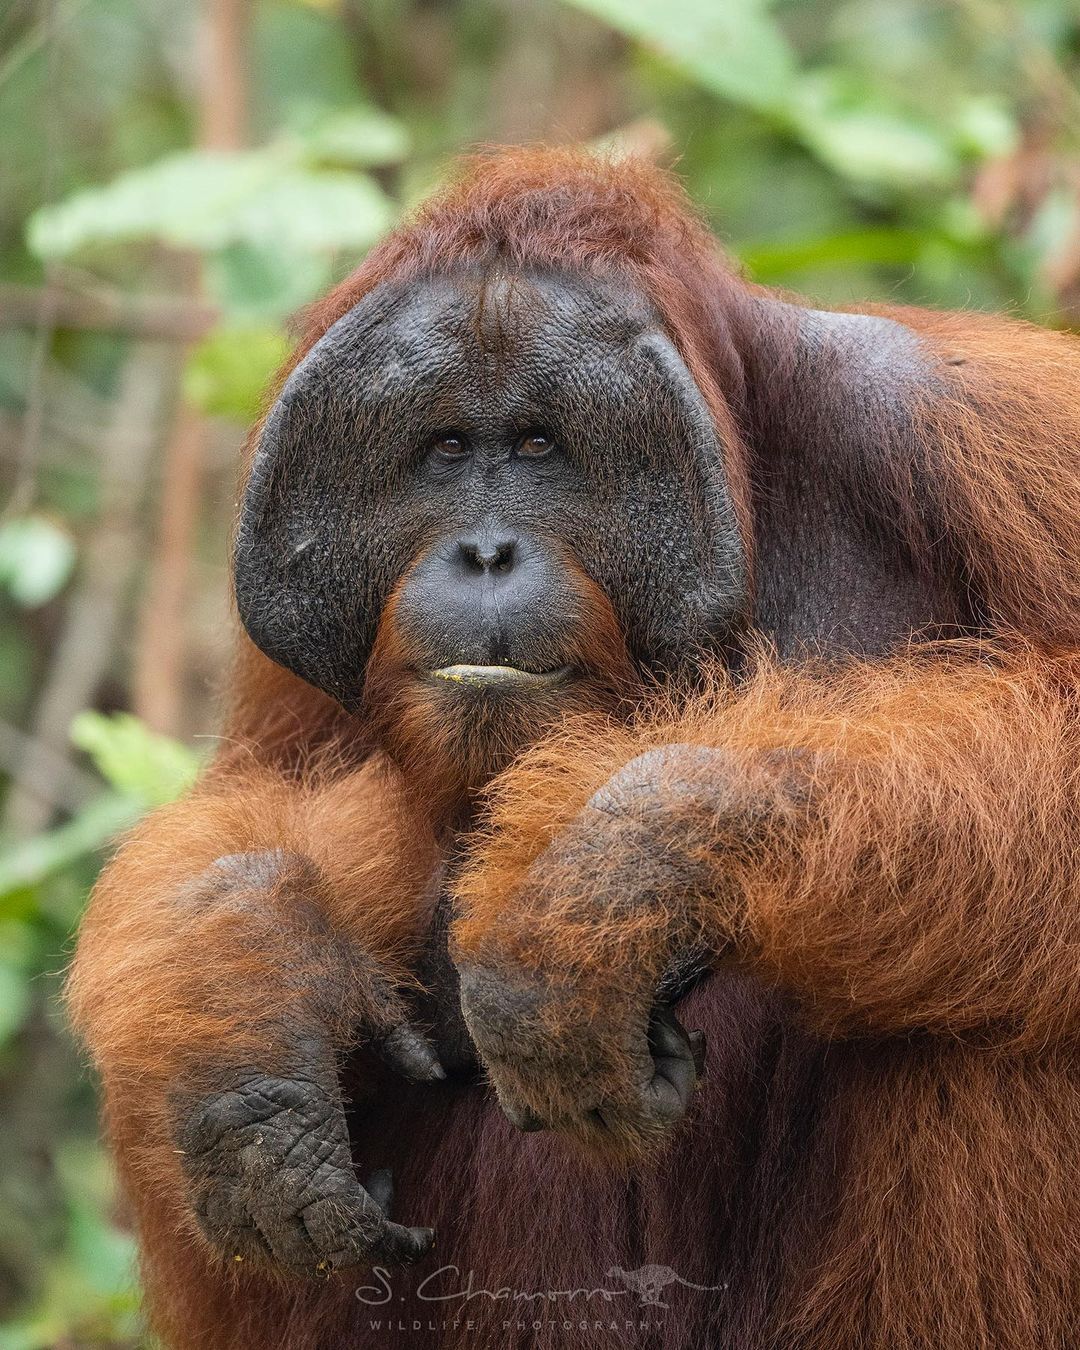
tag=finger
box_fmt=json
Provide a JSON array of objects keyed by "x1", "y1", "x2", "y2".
[
  {"x1": 368, "y1": 1220, "x2": 436, "y2": 1267},
  {"x1": 642, "y1": 1010, "x2": 698, "y2": 1122},
  {"x1": 181, "y1": 1076, "x2": 324, "y2": 1157},
  {"x1": 380, "y1": 1024, "x2": 447, "y2": 1083},
  {"x1": 303, "y1": 1191, "x2": 436, "y2": 1270},
  {"x1": 194, "y1": 1186, "x2": 273, "y2": 1266},
  {"x1": 501, "y1": 1100, "x2": 546, "y2": 1132},
  {"x1": 182, "y1": 1088, "x2": 275, "y2": 1155},
  {"x1": 255, "y1": 1206, "x2": 321, "y2": 1275},
  {"x1": 249, "y1": 1162, "x2": 348, "y2": 1275},
  {"x1": 648, "y1": 1008, "x2": 691, "y2": 1060},
  {"x1": 197, "y1": 1180, "x2": 253, "y2": 1237},
  {"x1": 364, "y1": 1167, "x2": 394, "y2": 1216}
]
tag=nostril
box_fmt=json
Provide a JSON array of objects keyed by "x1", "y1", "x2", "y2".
[
  {"x1": 491, "y1": 541, "x2": 515, "y2": 572},
  {"x1": 457, "y1": 538, "x2": 516, "y2": 574},
  {"x1": 457, "y1": 540, "x2": 482, "y2": 572}
]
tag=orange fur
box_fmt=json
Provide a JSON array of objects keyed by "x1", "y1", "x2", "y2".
[
  {"x1": 907, "y1": 310, "x2": 1080, "y2": 646},
  {"x1": 68, "y1": 147, "x2": 1080, "y2": 1350},
  {"x1": 454, "y1": 644, "x2": 1080, "y2": 1048},
  {"x1": 67, "y1": 757, "x2": 439, "y2": 1299}
]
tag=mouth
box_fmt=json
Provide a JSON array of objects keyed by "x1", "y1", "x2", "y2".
[{"x1": 428, "y1": 663, "x2": 572, "y2": 689}]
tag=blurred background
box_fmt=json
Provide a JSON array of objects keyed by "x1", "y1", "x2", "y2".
[{"x1": 0, "y1": 0, "x2": 1078, "y2": 1343}]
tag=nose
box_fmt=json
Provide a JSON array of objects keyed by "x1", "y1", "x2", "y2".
[
  {"x1": 456, "y1": 534, "x2": 517, "y2": 575},
  {"x1": 397, "y1": 525, "x2": 571, "y2": 672}
]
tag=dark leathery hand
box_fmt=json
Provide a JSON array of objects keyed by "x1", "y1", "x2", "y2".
[{"x1": 177, "y1": 1064, "x2": 435, "y2": 1276}]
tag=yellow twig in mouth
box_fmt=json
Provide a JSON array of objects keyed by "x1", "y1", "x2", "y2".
[{"x1": 429, "y1": 664, "x2": 567, "y2": 687}]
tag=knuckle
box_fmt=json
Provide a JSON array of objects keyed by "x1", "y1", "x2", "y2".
[
  {"x1": 302, "y1": 1193, "x2": 384, "y2": 1259},
  {"x1": 177, "y1": 1073, "x2": 344, "y2": 1197},
  {"x1": 175, "y1": 850, "x2": 313, "y2": 917},
  {"x1": 458, "y1": 965, "x2": 549, "y2": 1051},
  {"x1": 642, "y1": 1078, "x2": 687, "y2": 1123},
  {"x1": 589, "y1": 745, "x2": 714, "y2": 810}
]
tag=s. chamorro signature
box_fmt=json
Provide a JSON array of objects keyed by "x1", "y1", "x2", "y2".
[{"x1": 355, "y1": 1264, "x2": 726, "y2": 1312}]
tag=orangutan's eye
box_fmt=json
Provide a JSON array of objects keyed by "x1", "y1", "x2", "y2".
[
  {"x1": 431, "y1": 432, "x2": 470, "y2": 461},
  {"x1": 517, "y1": 430, "x2": 556, "y2": 459}
]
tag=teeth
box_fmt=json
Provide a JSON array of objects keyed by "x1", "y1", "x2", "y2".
[{"x1": 430, "y1": 664, "x2": 565, "y2": 686}]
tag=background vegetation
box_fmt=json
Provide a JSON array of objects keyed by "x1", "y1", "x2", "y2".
[{"x1": 1, "y1": 0, "x2": 1078, "y2": 1343}]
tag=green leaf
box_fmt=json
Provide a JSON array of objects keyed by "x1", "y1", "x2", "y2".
[
  {"x1": 220, "y1": 168, "x2": 397, "y2": 253},
  {"x1": 69, "y1": 712, "x2": 201, "y2": 805},
  {"x1": 739, "y1": 227, "x2": 926, "y2": 280},
  {"x1": 560, "y1": 0, "x2": 796, "y2": 112},
  {"x1": 66, "y1": 1195, "x2": 138, "y2": 1298},
  {"x1": 0, "y1": 516, "x2": 76, "y2": 608},
  {"x1": 29, "y1": 148, "x2": 396, "y2": 260},
  {"x1": 294, "y1": 106, "x2": 411, "y2": 168},
  {"x1": 0, "y1": 916, "x2": 38, "y2": 963},
  {"x1": 791, "y1": 72, "x2": 959, "y2": 189},
  {"x1": 205, "y1": 240, "x2": 332, "y2": 321},
  {"x1": 952, "y1": 97, "x2": 1018, "y2": 160},
  {"x1": 0, "y1": 1141, "x2": 141, "y2": 1346},
  {"x1": 0, "y1": 961, "x2": 31, "y2": 1047},
  {"x1": 0, "y1": 793, "x2": 139, "y2": 898},
  {"x1": 184, "y1": 325, "x2": 291, "y2": 421},
  {"x1": 28, "y1": 150, "x2": 279, "y2": 257},
  {"x1": 0, "y1": 719, "x2": 201, "y2": 899}
]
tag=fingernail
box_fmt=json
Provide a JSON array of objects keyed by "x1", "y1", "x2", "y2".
[{"x1": 504, "y1": 1103, "x2": 546, "y2": 1132}]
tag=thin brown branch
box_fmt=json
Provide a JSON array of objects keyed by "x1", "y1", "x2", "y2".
[
  {"x1": 198, "y1": 0, "x2": 251, "y2": 152},
  {"x1": 0, "y1": 282, "x2": 218, "y2": 342},
  {"x1": 6, "y1": 0, "x2": 62, "y2": 521},
  {"x1": 3, "y1": 343, "x2": 177, "y2": 837},
  {"x1": 130, "y1": 400, "x2": 206, "y2": 735},
  {"x1": 130, "y1": 0, "x2": 252, "y2": 736}
]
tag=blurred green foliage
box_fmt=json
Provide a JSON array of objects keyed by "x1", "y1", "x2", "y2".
[
  {"x1": 1, "y1": 0, "x2": 1078, "y2": 1343},
  {"x1": 0, "y1": 519, "x2": 75, "y2": 610},
  {"x1": 0, "y1": 714, "x2": 199, "y2": 1350}
]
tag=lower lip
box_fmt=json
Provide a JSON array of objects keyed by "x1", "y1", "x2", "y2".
[{"x1": 428, "y1": 664, "x2": 571, "y2": 689}]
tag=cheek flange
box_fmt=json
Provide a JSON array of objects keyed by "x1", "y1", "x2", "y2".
[{"x1": 234, "y1": 288, "x2": 444, "y2": 709}]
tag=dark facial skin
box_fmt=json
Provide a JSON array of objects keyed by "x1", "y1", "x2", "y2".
[{"x1": 235, "y1": 267, "x2": 746, "y2": 717}]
